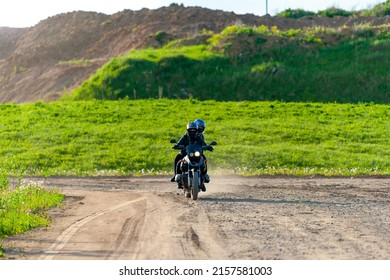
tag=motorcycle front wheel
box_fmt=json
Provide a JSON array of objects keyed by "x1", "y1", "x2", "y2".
[{"x1": 192, "y1": 172, "x2": 199, "y2": 200}]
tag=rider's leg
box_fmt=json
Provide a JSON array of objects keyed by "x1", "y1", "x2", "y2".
[
  {"x1": 202, "y1": 159, "x2": 210, "y2": 183},
  {"x1": 200, "y1": 160, "x2": 209, "y2": 192},
  {"x1": 175, "y1": 160, "x2": 184, "y2": 189},
  {"x1": 171, "y1": 153, "x2": 183, "y2": 182}
]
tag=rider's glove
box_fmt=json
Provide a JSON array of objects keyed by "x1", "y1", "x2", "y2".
[{"x1": 206, "y1": 145, "x2": 214, "y2": 151}]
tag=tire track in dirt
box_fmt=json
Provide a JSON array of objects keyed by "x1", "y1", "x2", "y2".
[
  {"x1": 175, "y1": 201, "x2": 229, "y2": 259},
  {"x1": 106, "y1": 216, "x2": 143, "y2": 259},
  {"x1": 39, "y1": 197, "x2": 146, "y2": 260},
  {"x1": 109, "y1": 192, "x2": 228, "y2": 259}
]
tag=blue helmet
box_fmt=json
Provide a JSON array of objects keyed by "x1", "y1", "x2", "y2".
[{"x1": 194, "y1": 118, "x2": 206, "y2": 133}]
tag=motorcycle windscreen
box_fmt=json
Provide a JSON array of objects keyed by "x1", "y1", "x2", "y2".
[{"x1": 185, "y1": 143, "x2": 203, "y2": 162}]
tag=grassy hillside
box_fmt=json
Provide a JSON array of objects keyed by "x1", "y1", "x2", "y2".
[
  {"x1": 0, "y1": 100, "x2": 389, "y2": 177},
  {"x1": 70, "y1": 24, "x2": 390, "y2": 103}
]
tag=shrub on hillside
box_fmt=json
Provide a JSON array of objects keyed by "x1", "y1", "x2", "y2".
[
  {"x1": 318, "y1": 7, "x2": 353, "y2": 18},
  {"x1": 276, "y1": 8, "x2": 315, "y2": 19}
]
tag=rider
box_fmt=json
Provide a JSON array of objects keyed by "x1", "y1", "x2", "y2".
[
  {"x1": 194, "y1": 118, "x2": 210, "y2": 162},
  {"x1": 171, "y1": 121, "x2": 211, "y2": 191},
  {"x1": 194, "y1": 118, "x2": 206, "y2": 141}
]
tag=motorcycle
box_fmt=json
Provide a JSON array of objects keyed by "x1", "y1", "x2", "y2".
[{"x1": 170, "y1": 139, "x2": 217, "y2": 200}]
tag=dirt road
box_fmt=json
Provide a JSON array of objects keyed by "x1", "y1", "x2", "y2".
[{"x1": 2, "y1": 175, "x2": 389, "y2": 260}]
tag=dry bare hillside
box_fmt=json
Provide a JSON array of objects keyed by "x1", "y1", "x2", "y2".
[{"x1": 2, "y1": 3, "x2": 390, "y2": 103}]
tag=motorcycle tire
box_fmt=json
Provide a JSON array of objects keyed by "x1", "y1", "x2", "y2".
[{"x1": 192, "y1": 173, "x2": 199, "y2": 200}]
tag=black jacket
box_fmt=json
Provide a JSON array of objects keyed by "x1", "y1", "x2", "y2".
[
  {"x1": 177, "y1": 133, "x2": 207, "y2": 148},
  {"x1": 175, "y1": 133, "x2": 208, "y2": 155}
]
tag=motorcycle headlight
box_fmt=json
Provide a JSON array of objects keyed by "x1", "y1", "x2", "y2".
[
  {"x1": 189, "y1": 152, "x2": 194, "y2": 157},
  {"x1": 195, "y1": 151, "x2": 201, "y2": 157}
]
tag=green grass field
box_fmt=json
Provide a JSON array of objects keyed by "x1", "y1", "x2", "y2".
[
  {"x1": 0, "y1": 178, "x2": 64, "y2": 255},
  {"x1": 60, "y1": 23, "x2": 390, "y2": 176},
  {"x1": 0, "y1": 182, "x2": 64, "y2": 239},
  {"x1": 0, "y1": 99, "x2": 388, "y2": 177}
]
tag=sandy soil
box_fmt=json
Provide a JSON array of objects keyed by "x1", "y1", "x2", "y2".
[{"x1": 1, "y1": 175, "x2": 389, "y2": 260}]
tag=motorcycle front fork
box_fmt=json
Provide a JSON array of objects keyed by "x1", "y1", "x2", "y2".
[{"x1": 176, "y1": 171, "x2": 203, "y2": 186}]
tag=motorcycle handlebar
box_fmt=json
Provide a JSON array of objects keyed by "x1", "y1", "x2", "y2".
[
  {"x1": 172, "y1": 144, "x2": 185, "y2": 150},
  {"x1": 202, "y1": 145, "x2": 214, "y2": 152},
  {"x1": 170, "y1": 140, "x2": 216, "y2": 152},
  {"x1": 172, "y1": 145, "x2": 214, "y2": 152}
]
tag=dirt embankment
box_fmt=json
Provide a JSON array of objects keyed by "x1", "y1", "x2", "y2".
[
  {"x1": 2, "y1": 175, "x2": 389, "y2": 260},
  {"x1": 3, "y1": 4, "x2": 390, "y2": 103}
]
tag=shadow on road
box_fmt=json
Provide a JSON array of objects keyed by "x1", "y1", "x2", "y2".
[{"x1": 202, "y1": 197, "x2": 352, "y2": 206}]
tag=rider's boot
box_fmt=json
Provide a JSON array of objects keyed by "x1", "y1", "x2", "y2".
[
  {"x1": 170, "y1": 175, "x2": 176, "y2": 182},
  {"x1": 175, "y1": 174, "x2": 183, "y2": 182},
  {"x1": 201, "y1": 183, "x2": 206, "y2": 192},
  {"x1": 175, "y1": 174, "x2": 183, "y2": 189},
  {"x1": 203, "y1": 174, "x2": 210, "y2": 183}
]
